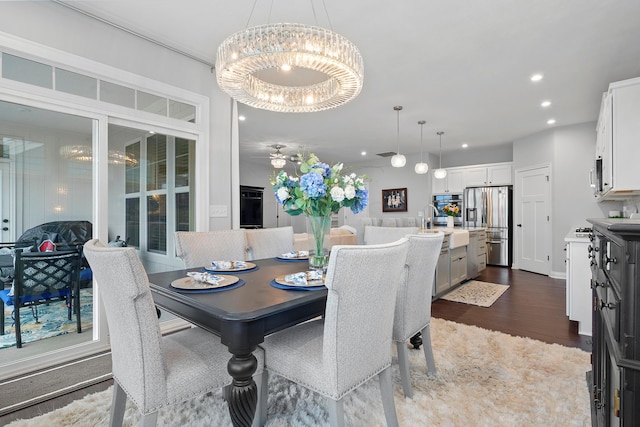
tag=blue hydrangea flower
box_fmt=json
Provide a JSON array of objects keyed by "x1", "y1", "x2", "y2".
[
  {"x1": 311, "y1": 162, "x2": 331, "y2": 178},
  {"x1": 300, "y1": 172, "x2": 327, "y2": 199},
  {"x1": 350, "y1": 188, "x2": 369, "y2": 214}
]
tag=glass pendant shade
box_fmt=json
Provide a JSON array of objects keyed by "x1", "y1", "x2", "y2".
[
  {"x1": 216, "y1": 23, "x2": 364, "y2": 113},
  {"x1": 391, "y1": 154, "x2": 406, "y2": 167},
  {"x1": 434, "y1": 168, "x2": 447, "y2": 179},
  {"x1": 415, "y1": 162, "x2": 429, "y2": 174},
  {"x1": 415, "y1": 120, "x2": 429, "y2": 174}
]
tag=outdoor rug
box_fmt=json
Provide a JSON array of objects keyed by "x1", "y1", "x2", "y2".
[
  {"x1": 441, "y1": 280, "x2": 509, "y2": 307},
  {"x1": 0, "y1": 289, "x2": 93, "y2": 349},
  {"x1": 5, "y1": 318, "x2": 591, "y2": 426}
]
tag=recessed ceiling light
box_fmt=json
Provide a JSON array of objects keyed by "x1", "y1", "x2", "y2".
[
  {"x1": 462, "y1": 143, "x2": 468, "y2": 148},
  {"x1": 281, "y1": 64, "x2": 292, "y2": 72},
  {"x1": 361, "y1": 151, "x2": 367, "y2": 156},
  {"x1": 530, "y1": 73, "x2": 544, "y2": 82},
  {"x1": 547, "y1": 119, "x2": 556, "y2": 125},
  {"x1": 238, "y1": 115, "x2": 246, "y2": 121},
  {"x1": 541, "y1": 100, "x2": 551, "y2": 107}
]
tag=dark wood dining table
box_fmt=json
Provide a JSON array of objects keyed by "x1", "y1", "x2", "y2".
[{"x1": 147, "y1": 257, "x2": 327, "y2": 427}]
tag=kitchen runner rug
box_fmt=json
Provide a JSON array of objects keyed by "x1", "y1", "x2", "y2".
[
  {"x1": 441, "y1": 280, "x2": 509, "y2": 307},
  {"x1": 0, "y1": 289, "x2": 93, "y2": 349}
]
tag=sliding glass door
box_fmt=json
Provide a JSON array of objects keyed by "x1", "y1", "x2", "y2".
[{"x1": 0, "y1": 99, "x2": 97, "y2": 365}]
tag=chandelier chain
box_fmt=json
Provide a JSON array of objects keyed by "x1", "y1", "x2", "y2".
[
  {"x1": 437, "y1": 131, "x2": 444, "y2": 169},
  {"x1": 245, "y1": 0, "x2": 259, "y2": 29}
]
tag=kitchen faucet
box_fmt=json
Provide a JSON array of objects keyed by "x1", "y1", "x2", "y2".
[{"x1": 428, "y1": 204, "x2": 439, "y2": 216}]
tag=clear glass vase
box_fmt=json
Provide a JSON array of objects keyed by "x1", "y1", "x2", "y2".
[{"x1": 306, "y1": 214, "x2": 331, "y2": 273}]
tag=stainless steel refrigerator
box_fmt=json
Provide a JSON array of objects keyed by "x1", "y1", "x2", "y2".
[{"x1": 463, "y1": 186, "x2": 512, "y2": 267}]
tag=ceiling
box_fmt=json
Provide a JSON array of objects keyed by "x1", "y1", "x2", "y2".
[{"x1": 55, "y1": 0, "x2": 640, "y2": 166}]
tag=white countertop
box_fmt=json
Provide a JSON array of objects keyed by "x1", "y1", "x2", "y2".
[{"x1": 564, "y1": 230, "x2": 590, "y2": 243}]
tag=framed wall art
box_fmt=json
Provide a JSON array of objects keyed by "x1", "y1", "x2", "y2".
[{"x1": 382, "y1": 188, "x2": 407, "y2": 212}]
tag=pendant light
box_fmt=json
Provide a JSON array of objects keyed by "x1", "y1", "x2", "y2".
[
  {"x1": 414, "y1": 120, "x2": 429, "y2": 174},
  {"x1": 390, "y1": 106, "x2": 406, "y2": 167},
  {"x1": 433, "y1": 131, "x2": 447, "y2": 179}
]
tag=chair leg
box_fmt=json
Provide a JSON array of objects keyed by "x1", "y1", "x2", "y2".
[
  {"x1": 396, "y1": 340, "x2": 413, "y2": 398},
  {"x1": 15, "y1": 304, "x2": 21, "y2": 348},
  {"x1": 421, "y1": 324, "x2": 437, "y2": 376},
  {"x1": 140, "y1": 412, "x2": 158, "y2": 427},
  {"x1": 326, "y1": 397, "x2": 345, "y2": 427},
  {"x1": 110, "y1": 381, "x2": 127, "y2": 427},
  {"x1": 1, "y1": 300, "x2": 5, "y2": 335},
  {"x1": 378, "y1": 367, "x2": 399, "y2": 427},
  {"x1": 75, "y1": 286, "x2": 82, "y2": 334}
]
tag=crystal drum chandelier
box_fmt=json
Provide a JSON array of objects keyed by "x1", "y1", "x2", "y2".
[
  {"x1": 390, "y1": 106, "x2": 406, "y2": 168},
  {"x1": 414, "y1": 120, "x2": 429, "y2": 174},
  {"x1": 59, "y1": 145, "x2": 137, "y2": 166},
  {"x1": 216, "y1": 23, "x2": 364, "y2": 113},
  {"x1": 433, "y1": 131, "x2": 447, "y2": 179}
]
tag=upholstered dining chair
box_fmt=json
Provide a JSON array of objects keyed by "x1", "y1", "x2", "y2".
[
  {"x1": 175, "y1": 229, "x2": 248, "y2": 268},
  {"x1": 259, "y1": 239, "x2": 410, "y2": 427},
  {"x1": 363, "y1": 225, "x2": 419, "y2": 245},
  {"x1": 83, "y1": 239, "x2": 265, "y2": 427},
  {"x1": 393, "y1": 232, "x2": 444, "y2": 398},
  {"x1": 245, "y1": 226, "x2": 294, "y2": 260}
]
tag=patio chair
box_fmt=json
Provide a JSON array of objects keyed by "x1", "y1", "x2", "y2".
[{"x1": 0, "y1": 246, "x2": 83, "y2": 348}]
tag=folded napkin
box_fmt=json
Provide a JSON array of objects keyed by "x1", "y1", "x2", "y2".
[
  {"x1": 211, "y1": 260, "x2": 247, "y2": 269},
  {"x1": 187, "y1": 271, "x2": 224, "y2": 285},
  {"x1": 280, "y1": 250, "x2": 309, "y2": 258},
  {"x1": 285, "y1": 270, "x2": 323, "y2": 286}
]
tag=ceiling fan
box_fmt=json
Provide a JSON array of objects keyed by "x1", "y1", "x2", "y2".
[{"x1": 269, "y1": 144, "x2": 288, "y2": 168}]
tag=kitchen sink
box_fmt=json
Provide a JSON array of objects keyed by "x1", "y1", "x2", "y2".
[{"x1": 449, "y1": 230, "x2": 469, "y2": 248}]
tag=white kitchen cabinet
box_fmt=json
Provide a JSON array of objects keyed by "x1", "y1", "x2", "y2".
[
  {"x1": 450, "y1": 246, "x2": 468, "y2": 287},
  {"x1": 467, "y1": 229, "x2": 487, "y2": 279},
  {"x1": 596, "y1": 77, "x2": 640, "y2": 200},
  {"x1": 564, "y1": 232, "x2": 592, "y2": 336},
  {"x1": 487, "y1": 164, "x2": 512, "y2": 185},
  {"x1": 462, "y1": 163, "x2": 512, "y2": 187},
  {"x1": 432, "y1": 168, "x2": 464, "y2": 194}
]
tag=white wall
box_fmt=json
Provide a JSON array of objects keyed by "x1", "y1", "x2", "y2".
[
  {"x1": 514, "y1": 122, "x2": 617, "y2": 275},
  {"x1": 0, "y1": 2, "x2": 234, "y2": 232}
]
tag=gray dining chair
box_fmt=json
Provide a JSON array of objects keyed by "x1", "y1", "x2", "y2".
[
  {"x1": 83, "y1": 239, "x2": 265, "y2": 427},
  {"x1": 175, "y1": 229, "x2": 248, "y2": 268},
  {"x1": 363, "y1": 225, "x2": 419, "y2": 245},
  {"x1": 245, "y1": 226, "x2": 294, "y2": 260},
  {"x1": 258, "y1": 239, "x2": 410, "y2": 427},
  {"x1": 393, "y1": 232, "x2": 444, "y2": 398}
]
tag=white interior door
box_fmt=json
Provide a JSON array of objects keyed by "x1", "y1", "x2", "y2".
[
  {"x1": 0, "y1": 159, "x2": 14, "y2": 242},
  {"x1": 515, "y1": 165, "x2": 551, "y2": 275}
]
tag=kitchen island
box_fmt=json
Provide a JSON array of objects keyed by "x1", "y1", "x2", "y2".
[{"x1": 428, "y1": 226, "x2": 487, "y2": 298}]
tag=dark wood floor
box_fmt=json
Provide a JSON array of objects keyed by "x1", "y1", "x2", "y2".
[
  {"x1": 1, "y1": 266, "x2": 591, "y2": 424},
  {"x1": 433, "y1": 266, "x2": 592, "y2": 352}
]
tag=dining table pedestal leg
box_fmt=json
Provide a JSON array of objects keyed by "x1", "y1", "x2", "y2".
[{"x1": 227, "y1": 351, "x2": 258, "y2": 427}]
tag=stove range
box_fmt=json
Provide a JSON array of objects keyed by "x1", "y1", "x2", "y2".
[{"x1": 575, "y1": 227, "x2": 592, "y2": 238}]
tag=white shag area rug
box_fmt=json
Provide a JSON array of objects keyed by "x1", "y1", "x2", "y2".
[
  {"x1": 441, "y1": 280, "x2": 510, "y2": 307},
  {"x1": 7, "y1": 318, "x2": 591, "y2": 427}
]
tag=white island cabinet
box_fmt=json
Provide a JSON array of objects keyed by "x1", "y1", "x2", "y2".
[{"x1": 564, "y1": 231, "x2": 592, "y2": 336}]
